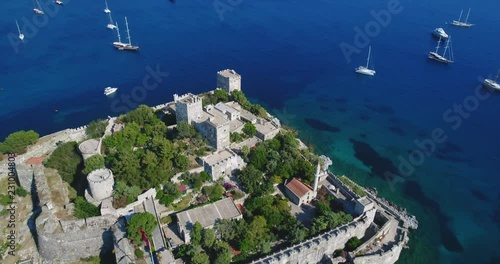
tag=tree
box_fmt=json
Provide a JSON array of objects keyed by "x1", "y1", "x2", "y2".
[
  {"x1": 240, "y1": 216, "x2": 270, "y2": 253},
  {"x1": 242, "y1": 123, "x2": 257, "y2": 137},
  {"x1": 214, "y1": 89, "x2": 229, "y2": 102},
  {"x1": 191, "y1": 252, "x2": 210, "y2": 264},
  {"x1": 175, "y1": 154, "x2": 190, "y2": 171},
  {"x1": 86, "y1": 119, "x2": 108, "y2": 139},
  {"x1": 345, "y1": 237, "x2": 362, "y2": 251},
  {"x1": 126, "y1": 212, "x2": 157, "y2": 245},
  {"x1": 237, "y1": 165, "x2": 264, "y2": 194},
  {"x1": 190, "y1": 222, "x2": 203, "y2": 245},
  {"x1": 135, "y1": 248, "x2": 144, "y2": 258},
  {"x1": 241, "y1": 145, "x2": 250, "y2": 157},
  {"x1": 82, "y1": 154, "x2": 105, "y2": 175},
  {"x1": 0, "y1": 130, "x2": 39, "y2": 154},
  {"x1": 202, "y1": 185, "x2": 224, "y2": 201},
  {"x1": 176, "y1": 120, "x2": 195, "y2": 139},
  {"x1": 15, "y1": 186, "x2": 29, "y2": 197},
  {"x1": 213, "y1": 240, "x2": 232, "y2": 264},
  {"x1": 45, "y1": 141, "x2": 83, "y2": 184},
  {"x1": 202, "y1": 228, "x2": 216, "y2": 248},
  {"x1": 74, "y1": 196, "x2": 100, "y2": 218},
  {"x1": 123, "y1": 105, "x2": 157, "y2": 127}
]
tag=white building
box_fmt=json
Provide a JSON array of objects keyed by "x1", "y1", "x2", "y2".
[
  {"x1": 217, "y1": 69, "x2": 241, "y2": 93},
  {"x1": 176, "y1": 198, "x2": 242, "y2": 243},
  {"x1": 202, "y1": 148, "x2": 246, "y2": 181},
  {"x1": 85, "y1": 168, "x2": 114, "y2": 205}
]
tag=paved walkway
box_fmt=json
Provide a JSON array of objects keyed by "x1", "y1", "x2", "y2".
[{"x1": 143, "y1": 197, "x2": 175, "y2": 264}]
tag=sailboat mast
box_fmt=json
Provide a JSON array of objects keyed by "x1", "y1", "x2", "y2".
[
  {"x1": 465, "y1": 8, "x2": 471, "y2": 23},
  {"x1": 435, "y1": 37, "x2": 441, "y2": 53},
  {"x1": 125, "y1": 17, "x2": 131, "y2": 45},
  {"x1": 108, "y1": 13, "x2": 113, "y2": 24},
  {"x1": 442, "y1": 37, "x2": 450, "y2": 58},
  {"x1": 457, "y1": 9, "x2": 463, "y2": 22},
  {"x1": 16, "y1": 20, "x2": 21, "y2": 34},
  {"x1": 116, "y1": 22, "x2": 121, "y2": 43},
  {"x1": 366, "y1": 46, "x2": 371, "y2": 68},
  {"x1": 495, "y1": 70, "x2": 500, "y2": 82},
  {"x1": 105, "y1": 0, "x2": 109, "y2": 9}
]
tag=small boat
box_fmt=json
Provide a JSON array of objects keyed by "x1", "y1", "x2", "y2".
[
  {"x1": 33, "y1": 0, "x2": 44, "y2": 15},
  {"x1": 355, "y1": 45, "x2": 376, "y2": 76},
  {"x1": 428, "y1": 36, "x2": 454, "y2": 64},
  {"x1": 451, "y1": 9, "x2": 474, "y2": 27},
  {"x1": 16, "y1": 20, "x2": 24, "y2": 41},
  {"x1": 107, "y1": 12, "x2": 117, "y2": 29},
  {"x1": 104, "y1": 87, "x2": 118, "y2": 96},
  {"x1": 483, "y1": 70, "x2": 500, "y2": 91},
  {"x1": 113, "y1": 17, "x2": 139, "y2": 51},
  {"x1": 104, "y1": 0, "x2": 111, "y2": 14},
  {"x1": 432, "y1": 28, "x2": 448, "y2": 39},
  {"x1": 54, "y1": 0, "x2": 63, "y2": 5}
]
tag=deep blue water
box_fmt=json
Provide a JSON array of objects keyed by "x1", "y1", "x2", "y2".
[{"x1": 1, "y1": 0, "x2": 500, "y2": 263}]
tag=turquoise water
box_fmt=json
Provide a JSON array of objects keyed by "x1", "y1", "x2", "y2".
[{"x1": 1, "y1": 0, "x2": 499, "y2": 263}]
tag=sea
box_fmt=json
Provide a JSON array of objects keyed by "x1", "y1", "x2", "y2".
[{"x1": 1, "y1": 0, "x2": 499, "y2": 263}]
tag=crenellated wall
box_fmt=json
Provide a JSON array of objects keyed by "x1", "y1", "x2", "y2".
[
  {"x1": 250, "y1": 208, "x2": 376, "y2": 264},
  {"x1": 353, "y1": 230, "x2": 408, "y2": 264}
]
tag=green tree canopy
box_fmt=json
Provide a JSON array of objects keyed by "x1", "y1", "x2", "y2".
[
  {"x1": 82, "y1": 154, "x2": 105, "y2": 175},
  {"x1": 191, "y1": 252, "x2": 210, "y2": 264},
  {"x1": 176, "y1": 120, "x2": 196, "y2": 139},
  {"x1": 242, "y1": 123, "x2": 257, "y2": 137},
  {"x1": 126, "y1": 212, "x2": 157, "y2": 245},
  {"x1": 202, "y1": 228, "x2": 216, "y2": 248},
  {"x1": 0, "y1": 130, "x2": 39, "y2": 154},
  {"x1": 74, "y1": 196, "x2": 100, "y2": 218},
  {"x1": 190, "y1": 222, "x2": 203, "y2": 245},
  {"x1": 45, "y1": 141, "x2": 83, "y2": 184},
  {"x1": 122, "y1": 105, "x2": 157, "y2": 127},
  {"x1": 86, "y1": 119, "x2": 108, "y2": 139}
]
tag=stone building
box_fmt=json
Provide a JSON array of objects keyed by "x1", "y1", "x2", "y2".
[
  {"x1": 217, "y1": 69, "x2": 241, "y2": 93},
  {"x1": 174, "y1": 93, "x2": 203, "y2": 124},
  {"x1": 354, "y1": 197, "x2": 376, "y2": 216},
  {"x1": 285, "y1": 178, "x2": 316, "y2": 206},
  {"x1": 78, "y1": 138, "x2": 102, "y2": 160},
  {"x1": 85, "y1": 168, "x2": 115, "y2": 205},
  {"x1": 201, "y1": 148, "x2": 246, "y2": 181},
  {"x1": 176, "y1": 198, "x2": 242, "y2": 243}
]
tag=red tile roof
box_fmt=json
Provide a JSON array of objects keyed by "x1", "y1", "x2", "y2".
[
  {"x1": 236, "y1": 203, "x2": 244, "y2": 214},
  {"x1": 26, "y1": 157, "x2": 44, "y2": 165},
  {"x1": 286, "y1": 178, "x2": 313, "y2": 198},
  {"x1": 177, "y1": 184, "x2": 187, "y2": 192}
]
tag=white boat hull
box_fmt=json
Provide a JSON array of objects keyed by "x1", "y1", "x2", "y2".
[
  {"x1": 483, "y1": 79, "x2": 500, "y2": 91},
  {"x1": 355, "y1": 66, "x2": 376, "y2": 76},
  {"x1": 107, "y1": 24, "x2": 117, "y2": 30},
  {"x1": 104, "y1": 9, "x2": 111, "y2": 14},
  {"x1": 451, "y1": 20, "x2": 473, "y2": 27},
  {"x1": 19, "y1": 34, "x2": 24, "y2": 41},
  {"x1": 432, "y1": 28, "x2": 448, "y2": 39},
  {"x1": 104, "y1": 87, "x2": 118, "y2": 95},
  {"x1": 428, "y1": 52, "x2": 453, "y2": 64}
]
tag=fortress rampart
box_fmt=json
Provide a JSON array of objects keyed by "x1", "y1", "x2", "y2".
[
  {"x1": 250, "y1": 208, "x2": 376, "y2": 264},
  {"x1": 352, "y1": 230, "x2": 408, "y2": 264}
]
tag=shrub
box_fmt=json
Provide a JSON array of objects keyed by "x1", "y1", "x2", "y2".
[
  {"x1": 74, "y1": 196, "x2": 100, "y2": 218},
  {"x1": 45, "y1": 142, "x2": 83, "y2": 184},
  {"x1": 15, "y1": 186, "x2": 29, "y2": 197},
  {"x1": 86, "y1": 119, "x2": 108, "y2": 139},
  {"x1": 135, "y1": 248, "x2": 144, "y2": 258},
  {"x1": 0, "y1": 130, "x2": 39, "y2": 154}
]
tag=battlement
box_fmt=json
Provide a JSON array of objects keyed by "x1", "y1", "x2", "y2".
[{"x1": 173, "y1": 93, "x2": 201, "y2": 104}]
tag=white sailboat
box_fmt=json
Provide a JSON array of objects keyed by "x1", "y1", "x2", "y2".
[
  {"x1": 33, "y1": 0, "x2": 44, "y2": 15},
  {"x1": 355, "y1": 46, "x2": 376, "y2": 76},
  {"x1": 54, "y1": 0, "x2": 64, "y2": 5},
  {"x1": 451, "y1": 9, "x2": 474, "y2": 27},
  {"x1": 113, "y1": 17, "x2": 139, "y2": 51},
  {"x1": 104, "y1": 0, "x2": 111, "y2": 14},
  {"x1": 16, "y1": 20, "x2": 24, "y2": 41},
  {"x1": 483, "y1": 70, "x2": 500, "y2": 91},
  {"x1": 112, "y1": 22, "x2": 125, "y2": 48},
  {"x1": 428, "y1": 36, "x2": 454, "y2": 64},
  {"x1": 107, "y1": 12, "x2": 117, "y2": 29}
]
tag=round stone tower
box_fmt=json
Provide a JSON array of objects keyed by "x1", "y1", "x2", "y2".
[
  {"x1": 78, "y1": 138, "x2": 102, "y2": 160},
  {"x1": 87, "y1": 168, "x2": 114, "y2": 201}
]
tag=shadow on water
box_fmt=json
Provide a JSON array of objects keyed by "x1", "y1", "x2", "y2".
[
  {"x1": 27, "y1": 170, "x2": 41, "y2": 248},
  {"x1": 403, "y1": 180, "x2": 465, "y2": 253},
  {"x1": 304, "y1": 118, "x2": 340, "y2": 133},
  {"x1": 349, "y1": 139, "x2": 398, "y2": 180}
]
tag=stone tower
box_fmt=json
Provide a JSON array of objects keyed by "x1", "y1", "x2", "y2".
[
  {"x1": 217, "y1": 69, "x2": 241, "y2": 93},
  {"x1": 313, "y1": 162, "x2": 320, "y2": 193},
  {"x1": 86, "y1": 168, "x2": 114, "y2": 202},
  {"x1": 174, "y1": 93, "x2": 203, "y2": 125},
  {"x1": 78, "y1": 138, "x2": 102, "y2": 160}
]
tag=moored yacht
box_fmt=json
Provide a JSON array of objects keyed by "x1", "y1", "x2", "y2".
[
  {"x1": 113, "y1": 17, "x2": 139, "y2": 51},
  {"x1": 104, "y1": 87, "x2": 118, "y2": 96},
  {"x1": 54, "y1": 0, "x2": 63, "y2": 5},
  {"x1": 16, "y1": 20, "x2": 24, "y2": 41},
  {"x1": 451, "y1": 8, "x2": 474, "y2": 27},
  {"x1": 33, "y1": 0, "x2": 44, "y2": 14},
  {"x1": 432, "y1": 28, "x2": 448, "y2": 39},
  {"x1": 107, "y1": 12, "x2": 117, "y2": 29},
  {"x1": 483, "y1": 70, "x2": 500, "y2": 91},
  {"x1": 428, "y1": 36, "x2": 454, "y2": 64},
  {"x1": 104, "y1": 0, "x2": 111, "y2": 14},
  {"x1": 355, "y1": 46, "x2": 376, "y2": 76}
]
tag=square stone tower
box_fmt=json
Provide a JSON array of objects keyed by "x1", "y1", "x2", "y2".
[
  {"x1": 217, "y1": 69, "x2": 241, "y2": 93},
  {"x1": 174, "y1": 93, "x2": 203, "y2": 124}
]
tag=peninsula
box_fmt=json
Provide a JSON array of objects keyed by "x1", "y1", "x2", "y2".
[{"x1": 0, "y1": 69, "x2": 417, "y2": 264}]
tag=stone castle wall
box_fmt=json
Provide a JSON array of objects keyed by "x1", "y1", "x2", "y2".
[
  {"x1": 353, "y1": 230, "x2": 408, "y2": 264},
  {"x1": 250, "y1": 208, "x2": 376, "y2": 264}
]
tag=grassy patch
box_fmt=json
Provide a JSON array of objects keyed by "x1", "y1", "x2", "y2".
[
  {"x1": 339, "y1": 176, "x2": 366, "y2": 197},
  {"x1": 172, "y1": 193, "x2": 193, "y2": 212}
]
